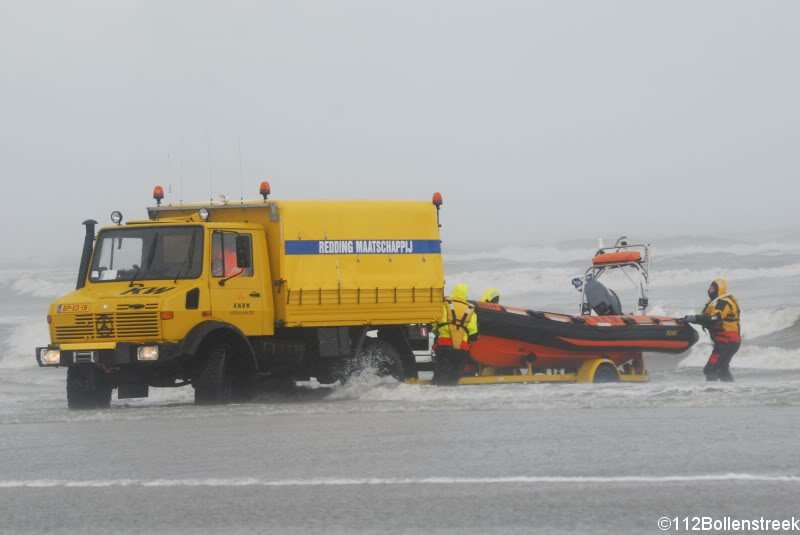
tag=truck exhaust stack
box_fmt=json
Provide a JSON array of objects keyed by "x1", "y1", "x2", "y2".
[{"x1": 75, "y1": 219, "x2": 97, "y2": 290}]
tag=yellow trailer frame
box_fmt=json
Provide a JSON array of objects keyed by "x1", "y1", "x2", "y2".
[{"x1": 406, "y1": 358, "x2": 650, "y2": 385}]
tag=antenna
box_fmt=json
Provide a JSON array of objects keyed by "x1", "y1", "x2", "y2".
[
  {"x1": 237, "y1": 129, "x2": 244, "y2": 200},
  {"x1": 179, "y1": 152, "x2": 184, "y2": 203},
  {"x1": 167, "y1": 153, "x2": 171, "y2": 199},
  {"x1": 207, "y1": 135, "x2": 214, "y2": 202},
  {"x1": 178, "y1": 139, "x2": 184, "y2": 203}
]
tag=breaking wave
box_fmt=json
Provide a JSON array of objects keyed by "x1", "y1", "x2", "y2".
[
  {"x1": 448, "y1": 263, "x2": 800, "y2": 298},
  {"x1": 0, "y1": 270, "x2": 74, "y2": 300},
  {"x1": 678, "y1": 343, "x2": 800, "y2": 370},
  {"x1": 0, "y1": 319, "x2": 49, "y2": 369},
  {"x1": 445, "y1": 240, "x2": 800, "y2": 265},
  {"x1": 668, "y1": 306, "x2": 800, "y2": 341},
  {"x1": 740, "y1": 308, "x2": 800, "y2": 340}
]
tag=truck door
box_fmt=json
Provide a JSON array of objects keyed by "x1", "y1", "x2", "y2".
[{"x1": 208, "y1": 229, "x2": 267, "y2": 336}]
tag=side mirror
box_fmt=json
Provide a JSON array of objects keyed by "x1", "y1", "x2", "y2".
[{"x1": 235, "y1": 235, "x2": 251, "y2": 269}]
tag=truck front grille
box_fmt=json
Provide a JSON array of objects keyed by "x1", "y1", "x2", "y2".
[
  {"x1": 53, "y1": 314, "x2": 94, "y2": 341},
  {"x1": 53, "y1": 311, "x2": 160, "y2": 342}
]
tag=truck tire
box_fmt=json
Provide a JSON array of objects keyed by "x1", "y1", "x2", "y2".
[
  {"x1": 231, "y1": 375, "x2": 258, "y2": 403},
  {"x1": 67, "y1": 366, "x2": 112, "y2": 410},
  {"x1": 193, "y1": 344, "x2": 233, "y2": 405},
  {"x1": 593, "y1": 363, "x2": 620, "y2": 383},
  {"x1": 400, "y1": 353, "x2": 418, "y2": 380},
  {"x1": 369, "y1": 339, "x2": 405, "y2": 381},
  {"x1": 377, "y1": 327, "x2": 418, "y2": 380},
  {"x1": 337, "y1": 339, "x2": 405, "y2": 382}
]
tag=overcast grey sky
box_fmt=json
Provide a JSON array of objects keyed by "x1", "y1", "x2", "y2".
[{"x1": 1, "y1": 1, "x2": 798, "y2": 260}]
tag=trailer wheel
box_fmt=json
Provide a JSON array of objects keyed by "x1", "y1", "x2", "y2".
[
  {"x1": 193, "y1": 343, "x2": 233, "y2": 405},
  {"x1": 67, "y1": 365, "x2": 112, "y2": 410},
  {"x1": 593, "y1": 363, "x2": 620, "y2": 383}
]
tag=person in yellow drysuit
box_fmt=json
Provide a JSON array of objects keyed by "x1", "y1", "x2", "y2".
[
  {"x1": 480, "y1": 287, "x2": 500, "y2": 304},
  {"x1": 432, "y1": 283, "x2": 478, "y2": 385},
  {"x1": 684, "y1": 278, "x2": 741, "y2": 382}
]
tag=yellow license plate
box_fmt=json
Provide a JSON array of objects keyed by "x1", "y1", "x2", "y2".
[{"x1": 57, "y1": 304, "x2": 90, "y2": 313}]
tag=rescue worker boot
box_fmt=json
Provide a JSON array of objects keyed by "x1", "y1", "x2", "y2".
[
  {"x1": 703, "y1": 354, "x2": 720, "y2": 382},
  {"x1": 715, "y1": 343, "x2": 739, "y2": 383},
  {"x1": 432, "y1": 347, "x2": 467, "y2": 386},
  {"x1": 718, "y1": 367, "x2": 735, "y2": 382}
]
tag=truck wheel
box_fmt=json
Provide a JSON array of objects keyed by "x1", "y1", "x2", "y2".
[
  {"x1": 368, "y1": 339, "x2": 406, "y2": 381},
  {"x1": 377, "y1": 327, "x2": 418, "y2": 380},
  {"x1": 67, "y1": 366, "x2": 112, "y2": 410},
  {"x1": 337, "y1": 339, "x2": 405, "y2": 382},
  {"x1": 593, "y1": 363, "x2": 620, "y2": 383},
  {"x1": 400, "y1": 353, "x2": 418, "y2": 380},
  {"x1": 231, "y1": 375, "x2": 258, "y2": 403},
  {"x1": 193, "y1": 344, "x2": 233, "y2": 405}
]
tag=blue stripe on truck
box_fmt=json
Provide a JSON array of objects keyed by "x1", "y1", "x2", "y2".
[{"x1": 285, "y1": 240, "x2": 442, "y2": 255}]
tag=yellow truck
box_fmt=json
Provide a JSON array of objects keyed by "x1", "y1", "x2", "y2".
[{"x1": 37, "y1": 183, "x2": 445, "y2": 408}]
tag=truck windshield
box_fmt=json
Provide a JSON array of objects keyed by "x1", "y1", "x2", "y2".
[{"x1": 89, "y1": 227, "x2": 203, "y2": 283}]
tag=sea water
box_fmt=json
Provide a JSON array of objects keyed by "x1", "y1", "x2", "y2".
[{"x1": 1, "y1": 234, "x2": 800, "y2": 423}]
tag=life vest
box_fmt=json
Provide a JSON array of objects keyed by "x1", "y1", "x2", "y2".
[
  {"x1": 703, "y1": 294, "x2": 741, "y2": 342},
  {"x1": 435, "y1": 298, "x2": 477, "y2": 350}
]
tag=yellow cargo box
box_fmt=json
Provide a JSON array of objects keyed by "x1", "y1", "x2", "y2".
[{"x1": 148, "y1": 199, "x2": 444, "y2": 327}]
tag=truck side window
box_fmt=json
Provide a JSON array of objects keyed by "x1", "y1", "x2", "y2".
[{"x1": 211, "y1": 232, "x2": 254, "y2": 278}]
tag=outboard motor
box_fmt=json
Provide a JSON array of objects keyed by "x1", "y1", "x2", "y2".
[
  {"x1": 585, "y1": 279, "x2": 623, "y2": 316},
  {"x1": 76, "y1": 219, "x2": 98, "y2": 290}
]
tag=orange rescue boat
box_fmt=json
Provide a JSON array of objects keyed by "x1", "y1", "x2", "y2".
[{"x1": 468, "y1": 237, "x2": 698, "y2": 374}]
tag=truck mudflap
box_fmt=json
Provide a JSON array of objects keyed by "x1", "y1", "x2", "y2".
[{"x1": 36, "y1": 342, "x2": 181, "y2": 367}]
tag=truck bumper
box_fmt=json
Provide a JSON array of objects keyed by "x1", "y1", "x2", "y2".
[{"x1": 35, "y1": 342, "x2": 181, "y2": 368}]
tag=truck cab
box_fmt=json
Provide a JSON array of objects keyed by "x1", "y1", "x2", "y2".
[{"x1": 37, "y1": 185, "x2": 445, "y2": 409}]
